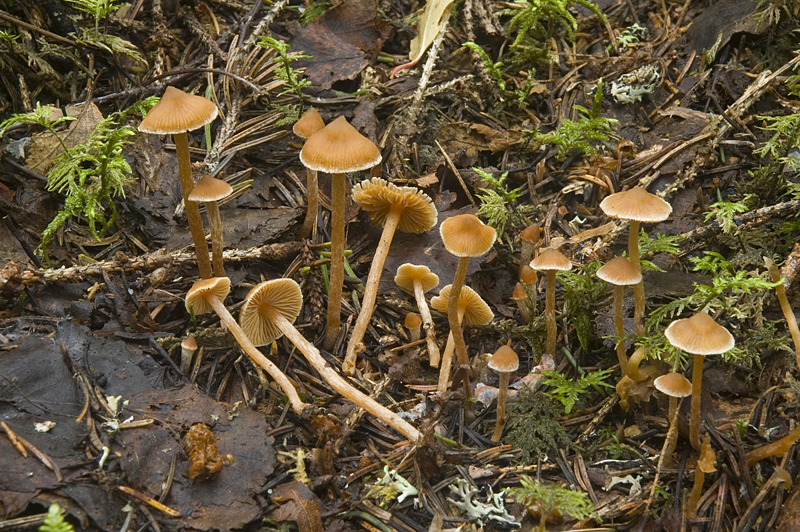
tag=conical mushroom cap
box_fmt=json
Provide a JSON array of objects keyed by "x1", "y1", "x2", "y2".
[
  {"x1": 511, "y1": 282, "x2": 526, "y2": 301},
  {"x1": 439, "y1": 214, "x2": 496, "y2": 258},
  {"x1": 299, "y1": 116, "x2": 381, "y2": 174},
  {"x1": 488, "y1": 345, "x2": 519, "y2": 373},
  {"x1": 240, "y1": 279, "x2": 303, "y2": 347},
  {"x1": 599, "y1": 187, "x2": 672, "y2": 223},
  {"x1": 293, "y1": 108, "x2": 325, "y2": 139},
  {"x1": 395, "y1": 264, "x2": 439, "y2": 293},
  {"x1": 664, "y1": 312, "x2": 735, "y2": 355},
  {"x1": 188, "y1": 175, "x2": 234, "y2": 202},
  {"x1": 139, "y1": 86, "x2": 218, "y2": 135},
  {"x1": 353, "y1": 178, "x2": 438, "y2": 233},
  {"x1": 430, "y1": 285, "x2": 494, "y2": 325},
  {"x1": 185, "y1": 277, "x2": 231, "y2": 315},
  {"x1": 529, "y1": 247, "x2": 572, "y2": 272},
  {"x1": 654, "y1": 372, "x2": 692, "y2": 398},
  {"x1": 596, "y1": 256, "x2": 642, "y2": 286}
]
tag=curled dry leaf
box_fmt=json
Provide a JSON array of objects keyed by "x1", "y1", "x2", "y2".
[{"x1": 390, "y1": 0, "x2": 456, "y2": 77}]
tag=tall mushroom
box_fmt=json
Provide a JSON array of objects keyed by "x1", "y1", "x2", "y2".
[
  {"x1": 189, "y1": 175, "x2": 233, "y2": 277},
  {"x1": 344, "y1": 178, "x2": 437, "y2": 375},
  {"x1": 596, "y1": 256, "x2": 642, "y2": 376},
  {"x1": 239, "y1": 278, "x2": 420, "y2": 442},
  {"x1": 294, "y1": 108, "x2": 325, "y2": 239},
  {"x1": 439, "y1": 214, "x2": 497, "y2": 380},
  {"x1": 395, "y1": 263, "x2": 441, "y2": 366},
  {"x1": 184, "y1": 277, "x2": 309, "y2": 414},
  {"x1": 489, "y1": 343, "x2": 519, "y2": 442},
  {"x1": 430, "y1": 285, "x2": 494, "y2": 392},
  {"x1": 529, "y1": 248, "x2": 573, "y2": 357},
  {"x1": 665, "y1": 312, "x2": 734, "y2": 450},
  {"x1": 300, "y1": 117, "x2": 382, "y2": 350},
  {"x1": 653, "y1": 372, "x2": 692, "y2": 468},
  {"x1": 139, "y1": 86, "x2": 218, "y2": 279},
  {"x1": 599, "y1": 187, "x2": 672, "y2": 336}
]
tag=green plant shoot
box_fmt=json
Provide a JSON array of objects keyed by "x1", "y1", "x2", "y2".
[{"x1": 540, "y1": 368, "x2": 613, "y2": 414}]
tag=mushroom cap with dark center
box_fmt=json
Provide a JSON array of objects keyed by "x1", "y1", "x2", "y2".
[
  {"x1": 596, "y1": 256, "x2": 642, "y2": 286},
  {"x1": 439, "y1": 214, "x2": 497, "y2": 258},
  {"x1": 353, "y1": 178, "x2": 437, "y2": 233},
  {"x1": 293, "y1": 108, "x2": 325, "y2": 139},
  {"x1": 599, "y1": 187, "x2": 672, "y2": 223},
  {"x1": 139, "y1": 86, "x2": 218, "y2": 135},
  {"x1": 488, "y1": 345, "x2": 519, "y2": 373},
  {"x1": 654, "y1": 372, "x2": 693, "y2": 398},
  {"x1": 299, "y1": 116, "x2": 381, "y2": 174},
  {"x1": 189, "y1": 175, "x2": 234, "y2": 202},
  {"x1": 240, "y1": 279, "x2": 304, "y2": 347},
  {"x1": 395, "y1": 264, "x2": 439, "y2": 293},
  {"x1": 529, "y1": 247, "x2": 573, "y2": 272},
  {"x1": 430, "y1": 285, "x2": 494, "y2": 325},
  {"x1": 665, "y1": 312, "x2": 735, "y2": 355},
  {"x1": 185, "y1": 277, "x2": 231, "y2": 315}
]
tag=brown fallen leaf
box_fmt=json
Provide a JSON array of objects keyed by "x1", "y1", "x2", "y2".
[{"x1": 269, "y1": 481, "x2": 323, "y2": 532}]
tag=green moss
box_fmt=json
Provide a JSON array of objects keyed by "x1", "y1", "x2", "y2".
[{"x1": 505, "y1": 390, "x2": 571, "y2": 463}]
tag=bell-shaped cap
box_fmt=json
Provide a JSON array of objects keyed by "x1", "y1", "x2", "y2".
[
  {"x1": 596, "y1": 256, "x2": 642, "y2": 286},
  {"x1": 520, "y1": 265, "x2": 537, "y2": 285},
  {"x1": 293, "y1": 108, "x2": 325, "y2": 140},
  {"x1": 239, "y1": 279, "x2": 303, "y2": 347},
  {"x1": 488, "y1": 345, "x2": 519, "y2": 373},
  {"x1": 185, "y1": 277, "x2": 231, "y2": 315},
  {"x1": 664, "y1": 312, "x2": 735, "y2": 355},
  {"x1": 599, "y1": 187, "x2": 672, "y2": 223},
  {"x1": 654, "y1": 372, "x2": 692, "y2": 398},
  {"x1": 395, "y1": 264, "x2": 439, "y2": 293},
  {"x1": 439, "y1": 214, "x2": 496, "y2": 258},
  {"x1": 404, "y1": 313, "x2": 422, "y2": 329},
  {"x1": 188, "y1": 175, "x2": 234, "y2": 202},
  {"x1": 430, "y1": 285, "x2": 493, "y2": 325},
  {"x1": 529, "y1": 247, "x2": 572, "y2": 272},
  {"x1": 353, "y1": 178, "x2": 437, "y2": 233},
  {"x1": 300, "y1": 116, "x2": 381, "y2": 174},
  {"x1": 520, "y1": 224, "x2": 540, "y2": 245},
  {"x1": 511, "y1": 282, "x2": 526, "y2": 301},
  {"x1": 139, "y1": 86, "x2": 218, "y2": 135}
]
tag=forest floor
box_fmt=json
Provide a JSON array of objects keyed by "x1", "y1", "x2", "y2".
[{"x1": 1, "y1": 0, "x2": 800, "y2": 531}]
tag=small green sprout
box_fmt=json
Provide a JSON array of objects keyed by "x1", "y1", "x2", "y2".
[
  {"x1": 540, "y1": 368, "x2": 613, "y2": 414},
  {"x1": 39, "y1": 504, "x2": 75, "y2": 532},
  {"x1": 704, "y1": 193, "x2": 756, "y2": 234},
  {"x1": 474, "y1": 168, "x2": 533, "y2": 238},
  {"x1": 509, "y1": 476, "x2": 594, "y2": 532}
]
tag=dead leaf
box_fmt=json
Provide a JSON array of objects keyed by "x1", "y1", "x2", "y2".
[
  {"x1": 269, "y1": 481, "x2": 323, "y2": 532},
  {"x1": 391, "y1": 0, "x2": 456, "y2": 76},
  {"x1": 416, "y1": 173, "x2": 439, "y2": 188},
  {"x1": 26, "y1": 102, "x2": 104, "y2": 176}
]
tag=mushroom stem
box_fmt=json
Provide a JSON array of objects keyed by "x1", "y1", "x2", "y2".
[
  {"x1": 298, "y1": 168, "x2": 319, "y2": 240},
  {"x1": 662, "y1": 397, "x2": 680, "y2": 468},
  {"x1": 267, "y1": 309, "x2": 421, "y2": 442},
  {"x1": 438, "y1": 306, "x2": 467, "y2": 392},
  {"x1": 344, "y1": 205, "x2": 403, "y2": 374},
  {"x1": 203, "y1": 295, "x2": 308, "y2": 414},
  {"x1": 613, "y1": 284, "x2": 628, "y2": 376},
  {"x1": 545, "y1": 269, "x2": 557, "y2": 356},
  {"x1": 448, "y1": 257, "x2": 471, "y2": 368},
  {"x1": 174, "y1": 132, "x2": 212, "y2": 279},
  {"x1": 767, "y1": 259, "x2": 800, "y2": 367},
  {"x1": 205, "y1": 200, "x2": 226, "y2": 277},
  {"x1": 745, "y1": 424, "x2": 800, "y2": 466},
  {"x1": 690, "y1": 353, "x2": 704, "y2": 451},
  {"x1": 323, "y1": 173, "x2": 347, "y2": 351},
  {"x1": 687, "y1": 434, "x2": 714, "y2": 519},
  {"x1": 628, "y1": 220, "x2": 645, "y2": 336},
  {"x1": 413, "y1": 280, "x2": 441, "y2": 367},
  {"x1": 491, "y1": 371, "x2": 509, "y2": 442}
]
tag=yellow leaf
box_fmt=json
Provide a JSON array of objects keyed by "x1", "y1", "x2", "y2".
[{"x1": 391, "y1": 0, "x2": 455, "y2": 76}]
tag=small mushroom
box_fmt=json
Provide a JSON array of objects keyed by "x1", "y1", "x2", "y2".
[
  {"x1": 185, "y1": 277, "x2": 309, "y2": 414},
  {"x1": 745, "y1": 424, "x2": 800, "y2": 466},
  {"x1": 405, "y1": 313, "x2": 422, "y2": 342},
  {"x1": 140, "y1": 86, "x2": 218, "y2": 279},
  {"x1": 189, "y1": 175, "x2": 233, "y2": 277},
  {"x1": 596, "y1": 256, "x2": 642, "y2": 376},
  {"x1": 765, "y1": 257, "x2": 800, "y2": 366},
  {"x1": 344, "y1": 179, "x2": 437, "y2": 374},
  {"x1": 239, "y1": 278, "x2": 420, "y2": 442},
  {"x1": 489, "y1": 343, "x2": 519, "y2": 442},
  {"x1": 395, "y1": 263, "x2": 441, "y2": 366},
  {"x1": 293, "y1": 108, "x2": 325, "y2": 239},
  {"x1": 519, "y1": 223, "x2": 540, "y2": 278},
  {"x1": 653, "y1": 372, "x2": 692, "y2": 468},
  {"x1": 180, "y1": 336, "x2": 198, "y2": 375},
  {"x1": 529, "y1": 248, "x2": 573, "y2": 356},
  {"x1": 687, "y1": 434, "x2": 716, "y2": 519},
  {"x1": 511, "y1": 282, "x2": 530, "y2": 324}
]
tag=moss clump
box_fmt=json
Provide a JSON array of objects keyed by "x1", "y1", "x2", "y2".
[{"x1": 505, "y1": 390, "x2": 570, "y2": 463}]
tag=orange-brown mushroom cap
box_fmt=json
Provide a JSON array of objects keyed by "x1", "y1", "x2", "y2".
[
  {"x1": 599, "y1": 187, "x2": 672, "y2": 223},
  {"x1": 293, "y1": 108, "x2": 325, "y2": 140},
  {"x1": 405, "y1": 313, "x2": 422, "y2": 329},
  {"x1": 353, "y1": 178, "x2": 438, "y2": 233},
  {"x1": 488, "y1": 345, "x2": 519, "y2": 373},
  {"x1": 664, "y1": 312, "x2": 735, "y2": 356},
  {"x1": 239, "y1": 279, "x2": 304, "y2": 347},
  {"x1": 431, "y1": 285, "x2": 494, "y2": 325},
  {"x1": 511, "y1": 282, "x2": 526, "y2": 301},
  {"x1": 439, "y1": 214, "x2": 496, "y2": 258},
  {"x1": 395, "y1": 264, "x2": 439, "y2": 293},
  {"x1": 520, "y1": 224, "x2": 540, "y2": 245},
  {"x1": 299, "y1": 116, "x2": 381, "y2": 174},
  {"x1": 654, "y1": 372, "x2": 693, "y2": 398},
  {"x1": 596, "y1": 256, "x2": 642, "y2": 286},
  {"x1": 186, "y1": 277, "x2": 231, "y2": 315},
  {"x1": 529, "y1": 247, "x2": 573, "y2": 272},
  {"x1": 139, "y1": 86, "x2": 218, "y2": 135},
  {"x1": 189, "y1": 175, "x2": 234, "y2": 203},
  {"x1": 520, "y1": 265, "x2": 537, "y2": 285}
]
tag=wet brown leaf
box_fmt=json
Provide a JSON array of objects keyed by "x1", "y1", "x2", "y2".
[{"x1": 269, "y1": 481, "x2": 324, "y2": 532}]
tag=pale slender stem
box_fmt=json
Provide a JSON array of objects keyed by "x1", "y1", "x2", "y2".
[
  {"x1": 205, "y1": 296, "x2": 308, "y2": 414},
  {"x1": 448, "y1": 257, "x2": 470, "y2": 367},
  {"x1": 686, "y1": 444, "x2": 706, "y2": 519},
  {"x1": 516, "y1": 300, "x2": 530, "y2": 324},
  {"x1": 174, "y1": 132, "x2": 212, "y2": 279},
  {"x1": 269, "y1": 311, "x2": 421, "y2": 442},
  {"x1": 613, "y1": 285, "x2": 628, "y2": 376},
  {"x1": 437, "y1": 306, "x2": 466, "y2": 392},
  {"x1": 323, "y1": 173, "x2": 346, "y2": 351},
  {"x1": 662, "y1": 397, "x2": 680, "y2": 468},
  {"x1": 768, "y1": 263, "x2": 800, "y2": 367},
  {"x1": 413, "y1": 281, "x2": 440, "y2": 367},
  {"x1": 206, "y1": 201, "x2": 225, "y2": 277},
  {"x1": 545, "y1": 270, "x2": 557, "y2": 356},
  {"x1": 298, "y1": 168, "x2": 318, "y2": 239},
  {"x1": 690, "y1": 353, "x2": 704, "y2": 451},
  {"x1": 491, "y1": 372, "x2": 509, "y2": 442},
  {"x1": 628, "y1": 220, "x2": 645, "y2": 336},
  {"x1": 344, "y1": 206, "x2": 402, "y2": 374}
]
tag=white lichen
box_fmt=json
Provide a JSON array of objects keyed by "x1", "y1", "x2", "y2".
[
  {"x1": 447, "y1": 478, "x2": 519, "y2": 527},
  {"x1": 611, "y1": 65, "x2": 660, "y2": 104}
]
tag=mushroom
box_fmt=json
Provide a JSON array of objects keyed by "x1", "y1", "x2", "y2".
[
  {"x1": 665, "y1": 312, "x2": 734, "y2": 450},
  {"x1": 745, "y1": 424, "x2": 800, "y2": 466},
  {"x1": 687, "y1": 434, "x2": 716, "y2": 519},
  {"x1": 599, "y1": 187, "x2": 672, "y2": 336},
  {"x1": 529, "y1": 247, "x2": 573, "y2": 357},
  {"x1": 596, "y1": 256, "x2": 642, "y2": 376},
  {"x1": 405, "y1": 313, "x2": 422, "y2": 342},
  {"x1": 653, "y1": 372, "x2": 692, "y2": 468},
  {"x1": 489, "y1": 343, "x2": 519, "y2": 442},
  {"x1": 188, "y1": 175, "x2": 233, "y2": 277},
  {"x1": 293, "y1": 108, "x2": 325, "y2": 239},
  {"x1": 239, "y1": 278, "x2": 420, "y2": 442},
  {"x1": 439, "y1": 214, "x2": 497, "y2": 379},
  {"x1": 185, "y1": 277, "x2": 309, "y2": 414},
  {"x1": 180, "y1": 335, "x2": 198, "y2": 375},
  {"x1": 511, "y1": 282, "x2": 530, "y2": 324},
  {"x1": 765, "y1": 257, "x2": 800, "y2": 366},
  {"x1": 626, "y1": 346, "x2": 660, "y2": 382},
  {"x1": 430, "y1": 285, "x2": 494, "y2": 392},
  {"x1": 519, "y1": 223, "x2": 540, "y2": 277},
  {"x1": 344, "y1": 179, "x2": 437, "y2": 374},
  {"x1": 395, "y1": 263, "x2": 441, "y2": 366},
  {"x1": 139, "y1": 86, "x2": 218, "y2": 279},
  {"x1": 300, "y1": 117, "x2": 382, "y2": 350}
]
